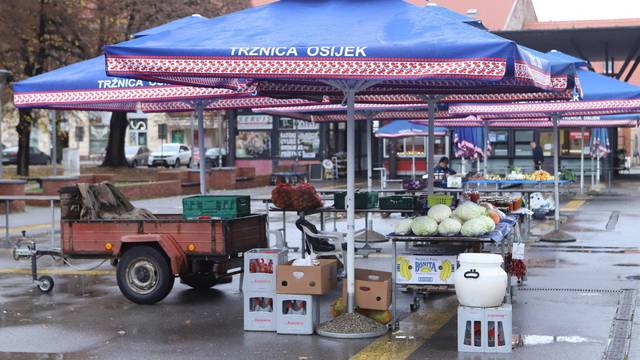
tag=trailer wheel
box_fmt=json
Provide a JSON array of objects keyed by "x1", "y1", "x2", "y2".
[
  {"x1": 37, "y1": 275, "x2": 54, "y2": 293},
  {"x1": 117, "y1": 246, "x2": 174, "y2": 304},
  {"x1": 180, "y1": 273, "x2": 218, "y2": 290}
]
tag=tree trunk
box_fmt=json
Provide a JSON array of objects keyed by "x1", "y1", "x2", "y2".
[
  {"x1": 16, "y1": 109, "x2": 33, "y2": 176},
  {"x1": 101, "y1": 112, "x2": 129, "y2": 167}
]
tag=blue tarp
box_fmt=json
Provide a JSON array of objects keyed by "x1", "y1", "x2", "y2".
[
  {"x1": 548, "y1": 51, "x2": 640, "y2": 101},
  {"x1": 375, "y1": 120, "x2": 446, "y2": 138},
  {"x1": 103, "y1": 0, "x2": 574, "y2": 94}
]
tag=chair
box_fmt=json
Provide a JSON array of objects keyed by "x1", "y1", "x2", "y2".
[{"x1": 295, "y1": 218, "x2": 346, "y2": 267}]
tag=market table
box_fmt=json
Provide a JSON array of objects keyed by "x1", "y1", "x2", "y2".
[{"x1": 387, "y1": 220, "x2": 518, "y2": 330}]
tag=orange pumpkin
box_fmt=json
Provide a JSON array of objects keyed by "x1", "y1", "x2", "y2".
[{"x1": 488, "y1": 210, "x2": 500, "y2": 225}]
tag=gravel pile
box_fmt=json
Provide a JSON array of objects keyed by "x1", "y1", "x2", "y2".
[{"x1": 317, "y1": 312, "x2": 388, "y2": 335}]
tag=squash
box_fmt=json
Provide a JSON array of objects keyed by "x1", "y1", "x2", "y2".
[{"x1": 488, "y1": 210, "x2": 500, "y2": 225}]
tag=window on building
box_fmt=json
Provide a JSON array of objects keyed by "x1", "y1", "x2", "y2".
[
  {"x1": 383, "y1": 135, "x2": 446, "y2": 158},
  {"x1": 563, "y1": 129, "x2": 590, "y2": 156},
  {"x1": 514, "y1": 130, "x2": 534, "y2": 157},
  {"x1": 488, "y1": 130, "x2": 509, "y2": 157}
]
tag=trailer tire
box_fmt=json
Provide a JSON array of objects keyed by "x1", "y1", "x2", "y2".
[
  {"x1": 117, "y1": 246, "x2": 174, "y2": 304},
  {"x1": 180, "y1": 273, "x2": 218, "y2": 290}
]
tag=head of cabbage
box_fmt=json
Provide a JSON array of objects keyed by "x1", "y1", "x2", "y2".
[
  {"x1": 438, "y1": 217, "x2": 462, "y2": 236},
  {"x1": 461, "y1": 217, "x2": 490, "y2": 237},
  {"x1": 427, "y1": 204, "x2": 452, "y2": 223},
  {"x1": 454, "y1": 202, "x2": 486, "y2": 222},
  {"x1": 479, "y1": 215, "x2": 496, "y2": 233},
  {"x1": 395, "y1": 218, "x2": 413, "y2": 235},
  {"x1": 411, "y1": 216, "x2": 438, "y2": 236}
]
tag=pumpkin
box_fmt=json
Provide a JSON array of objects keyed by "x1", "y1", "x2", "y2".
[{"x1": 488, "y1": 210, "x2": 500, "y2": 225}]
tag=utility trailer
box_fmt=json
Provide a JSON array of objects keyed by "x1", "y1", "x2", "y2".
[{"x1": 16, "y1": 213, "x2": 267, "y2": 304}]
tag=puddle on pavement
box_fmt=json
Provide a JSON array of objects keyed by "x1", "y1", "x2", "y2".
[
  {"x1": 514, "y1": 335, "x2": 599, "y2": 347},
  {"x1": 625, "y1": 275, "x2": 640, "y2": 280},
  {"x1": 613, "y1": 263, "x2": 640, "y2": 267},
  {"x1": 526, "y1": 258, "x2": 577, "y2": 268}
]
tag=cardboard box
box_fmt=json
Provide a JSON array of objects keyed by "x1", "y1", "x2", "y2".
[
  {"x1": 396, "y1": 255, "x2": 457, "y2": 285},
  {"x1": 342, "y1": 269, "x2": 392, "y2": 311},
  {"x1": 243, "y1": 291, "x2": 277, "y2": 332},
  {"x1": 276, "y1": 294, "x2": 319, "y2": 335},
  {"x1": 243, "y1": 248, "x2": 288, "y2": 292},
  {"x1": 276, "y1": 259, "x2": 337, "y2": 295}
]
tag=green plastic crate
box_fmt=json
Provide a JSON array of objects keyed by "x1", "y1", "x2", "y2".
[
  {"x1": 182, "y1": 195, "x2": 251, "y2": 219},
  {"x1": 333, "y1": 192, "x2": 378, "y2": 209},
  {"x1": 379, "y1": 196, "x2": 417, "y2": 211},
  {"x1": 427, "y1": 194, "x2": 453, "y2": 207}
]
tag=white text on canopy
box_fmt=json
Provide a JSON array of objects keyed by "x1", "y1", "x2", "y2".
[{"x1": 230, "y1": 46, "x2": 367, "y2": 57}]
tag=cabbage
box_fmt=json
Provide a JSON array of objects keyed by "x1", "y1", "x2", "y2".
[
  {"x1": 479, "y1": 216, "x2": 496, "y2": 233},
  {"x1": 410, "y1": 216, "x2": 438, "y2": 236},
  {"x1": 454, "y1": 202, "x2": 485, "y2": 222},
  {"x1": 438, "y1": 218, "x2": 462, "y2": 236},
  {"x1": 461, "y1": 217, "x2": 489, "y2": 237},
  {"x1": 395, "y1": 218, "x2": 413, "y2": 235},
  {"x1": 450, "y1": 214, "x2": 463, "y2": 223},
  {"x1": 427, "y1": 204, "x2": 452, "y2": 223}
]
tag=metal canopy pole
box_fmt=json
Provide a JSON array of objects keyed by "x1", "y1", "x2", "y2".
[
  {"x1": 424, "y1": 136, "x2": 428, "y2": 175},
  {"x1": 345, "y1": 88, "x2": 356, "y2": 313},
  {"x1": 580, "y1": 127, "x2": 585, "y2": 194},
  {"x1": 190, "y1": 112, "x2": 196, "y2": 169},
  {"x1": 0, "y1": 70, "x2": 10, "y2": 179},
  {"x1": 366, "y1": 117, "x2": 373, "y2": 191},
  {"x1": 196, "y1": 105, "x2": 207, "y2": 195},
  {"x1": 50, "y1": 110, "x2": 57, "y2": 176},
  {"x1": 483, "y1": 123, "x2": 489, "y2": 175},
  {"x1": 411, "y1": 138, "x2": 416, "y2": 180},
  {"x1": 540, "y1": 115, "x2": 576, "y2": 242},
  {"x1": 427, "y1": 98, "x2": 436, "y2": 194},
  {"x1": 218, "y1": 115, "x2": 223, "y2": 168}
]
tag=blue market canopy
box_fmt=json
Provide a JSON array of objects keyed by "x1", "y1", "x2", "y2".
[
  {"x1": 12, "y1": 18, "x2": 328, "y2": 112},
  {"x1": 449, "y1": 50, "x2": 640, "y2": 117},
  {"x1": 104, "y1": 0, "x2": 576, "y2": 98},
  {"x1": 374, "y1": 120, "x2": 446, "y2": 138}
]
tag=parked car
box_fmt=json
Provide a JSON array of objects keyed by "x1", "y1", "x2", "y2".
[
  {"x1": 148, "y1": 143, "x2": 191, "y2": 168},
  {"x1": 2, "y1": 146, "x2": 50, "y2": 165},
  {"x1": 125, "y1": 146, "x2": 150, "y2": 167},
  {"x1": 204, "y1": 147, "x2": 227, "y2": 167}
]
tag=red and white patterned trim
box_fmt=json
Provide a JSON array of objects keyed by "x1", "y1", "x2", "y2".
[
  {"x1": 141, "y1": 97, "x2": 324, "y2": 113},
  {"x1": 423, "y1": 119, "x2": 637, "y2": 128},
  {"x1": 13, "y1": 85, "x2": 255, "y2": 109},
  {"x1": 106, "y1": 56, "x2": 508, "y2": 80},
  {"x1": 449, "y1": 99, "x2": 640, "y2": 117}
]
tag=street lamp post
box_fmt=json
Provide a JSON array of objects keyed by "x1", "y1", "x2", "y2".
[{"x1": 0, "y1": 69, "x2": 12, "y2": 178}]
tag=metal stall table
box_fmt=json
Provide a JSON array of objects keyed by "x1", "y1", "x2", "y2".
[{"x1": 387, "y1": 224, "x2": 516, "y2": 331}]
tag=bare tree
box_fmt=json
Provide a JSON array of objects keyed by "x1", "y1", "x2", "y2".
[{"x1": 0, "y1": 0, "x2": 251, "y2": 173}]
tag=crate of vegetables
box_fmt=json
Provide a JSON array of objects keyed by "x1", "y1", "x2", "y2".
[
  {"x1": 333, "y1": 192, "x2": 378, "y2": 209},
  {"x1": 379, "y1": 195, "x2": 416, "y2": 211}
]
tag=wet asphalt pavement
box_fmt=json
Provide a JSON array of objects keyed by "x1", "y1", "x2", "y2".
[{"x1": 2, "y1": 179, "x2": 640, "y2": 359}]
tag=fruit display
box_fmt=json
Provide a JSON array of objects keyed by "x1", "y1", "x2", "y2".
[{"x1": 526, "y1": 170, "x2": 554, "y2": 181}]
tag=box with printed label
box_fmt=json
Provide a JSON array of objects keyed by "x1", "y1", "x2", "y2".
[
  {"x1": 342, "y1": 269, "x2": 392, "y2": 311},
  {"x1": 244, "y1": 291, "x2": 277, "y2": 331},
  {"x1": 276, "y1": 294, "x2": 319, "y2": 335},
  {"x1": 243, "y1": 248, "x2": 288, "y2": 292},
  {"x1": 277, "y1": 259, "x2": 337, "y2": 295},
  {"x1": 396, "y1": 255, "x2": 457, "y2": 285}
]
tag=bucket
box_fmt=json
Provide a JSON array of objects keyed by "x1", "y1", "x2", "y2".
[{"x1": 454, "y1": 253, "x2": 507, "y2": 307}]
